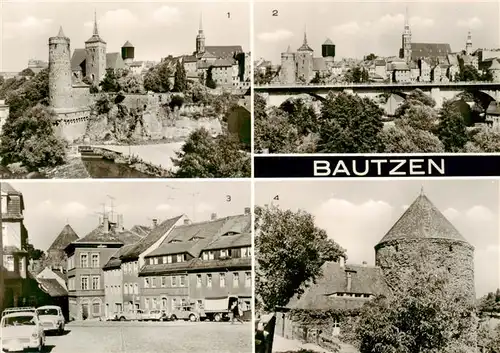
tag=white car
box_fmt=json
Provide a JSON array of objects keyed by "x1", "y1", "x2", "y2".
[
  {"x1": 0, "y1": 312, "x2": 45, "y2": 352},
  {"x1": 35, "y1": 305, "x2": 65, "y2": 334}
]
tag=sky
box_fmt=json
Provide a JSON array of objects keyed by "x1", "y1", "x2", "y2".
[
  {"x1": 0, "y1": 0, "x2": 250, "y2": 72},
  {"x1": 6, "y1": 180, "x2": 250, "y2": 253},
  {"x1": 255, "y1": 179, "x2": 500, "y2": 298},
  {"x1": 255, "y1": 0, "x2": 500, "y2": 64}
]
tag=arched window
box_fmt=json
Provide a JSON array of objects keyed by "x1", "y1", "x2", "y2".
[{"x1": 449, "y1": 245, "x2": 453, "y2": 252}]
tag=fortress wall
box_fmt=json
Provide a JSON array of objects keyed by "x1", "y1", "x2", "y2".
[
  {"x1": 72, "y1": 86, "x2": 93, "y2": 108},
  {"x1": 55, "y1": 108, "x2": 91, "y2": 143}
]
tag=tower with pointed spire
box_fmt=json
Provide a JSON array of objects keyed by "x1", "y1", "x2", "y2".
[
  {"x1": 400, "y1": 7, "x2": 412, "y2": 62},
  {"x1": 85, "y1": 11, "x2": 107, "y2": 85},
  {"x1": 465, "y1": 31, "x2": 473, "y2": 56},
  {"x1": 48, "y1": 26, "x2": 73, "y2": 111},
  {"x1": 280, "y1": 45, "x2": 296, "y2": 84},
  {"x1": 295, "y1": 28, "x2": 314, "y2": 83},
  {"x1": 196, "y1": 14, "x2": 205, "y2": 55}
]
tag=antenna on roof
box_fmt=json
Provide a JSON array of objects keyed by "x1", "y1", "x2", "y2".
[
  {"x1": 420, "y1": 186, "x2": 425, "y2": 196},
  {"x1": 107, "y1": 195, "x2": 115, "y2": 223}
]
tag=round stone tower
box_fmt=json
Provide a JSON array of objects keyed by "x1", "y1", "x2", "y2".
[
  {"x1": 48, "y1": 26, "x2": 73, "y2": 111},
  {"x1": 280, "y1": 46, "x2": 296, "y2": 84},
  {"x1": 121, "y1": 41, "x2": 135, "y2": 65},
  {"x1": 375, "y1": 190, "x2": 475, "y2": 302},
  {"x1": 85, "y1": 12, "x2": 107, "y2": 85}
]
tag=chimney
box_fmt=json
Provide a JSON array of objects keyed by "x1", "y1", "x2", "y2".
[
  {"x1": 244, "y1": 207, "x2": 251, "y2": 215},
  {"x1": 103, "y1": 214, "x2": 109, "y2": 234},
  {"x1": 346, "y1": 272, "x2": 352, "y2": 292},
  {"x1": 152, "y1": 218, "x2": 158, "y2": 227},
  {"x1": 184, "y1": 219, "x2": 191, "y2": 225},
  {"x1": 211, "y1": 213, "x2": 217, "y2": 221},
  {"x1": 339, "y1": 256, "x2": 345, "y2": 268},
  {"x1": 362, "y1": 261, "x2": 367, "y2": 267}
]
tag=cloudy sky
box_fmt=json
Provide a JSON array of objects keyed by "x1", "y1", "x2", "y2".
[
  {"x1": 255, "y1": 0, "x2": 499, "y2": 64},
  {"x1": 0, "y1": 0, "x2": 250, "y2": 72},
  {"x1": 7, "y1": 180, "x2": 250, "y2": 253},
  {"x1": 255, "y1": 179, "x2": 500, "y2": 298}
]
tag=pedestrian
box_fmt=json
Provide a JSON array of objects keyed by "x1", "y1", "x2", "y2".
[{"x1": 231, "y1": 301, "x2": 243, "y2": 324}]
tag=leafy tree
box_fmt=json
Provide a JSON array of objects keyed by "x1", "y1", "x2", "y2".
[
  {"x1": 346, "y1": 67, "x2": 369, "y2": 83},
  {"x1": 310, "y1": 72, "x2": 322, "y2": 84},
  {"x1": 255, "y1": 66, "x2": 275, "y2": 85},
  {"x1": 280, "y1": 97, "x2": 319, "y2": 135},
  {"x1": 477, "y1": 289, "x2": 500, "y2": 315},
  {"x1": 353, "y1": 247, "x2": 477, "y2": 353},
  {"x1": 482, "y1": 69, "x2": 494, "y2": 82},
  {"x1": 317, "y1": 92, "x2": 384, "y2": 153},
  {"x1": 478, "y1": 322, "x2": 500, "y2": 353},
  {"x1": 0, "y1": 77, "x2": 27, "y2": 100},
  {"x1": 99, "y1": 68, "x2": 121, "y2": 92},
  {"x1": 173, "y1": 60, "x2": 187, "y2": 93},
  {"x1": 0, "y1": 105, "x2": 66, "y2": 171},
  {"x1": 169, "y1": 95, "x2": 184, "y2": 110},
  {"x1": 255, "y1": 205, "x2": 346, "y2": 311},
  {"x1": 465, "y1": 131, "x2": 500, "y2": 152},
  {"x1": 118, "y1": 73, "x2": 143, "y2": 94},
  {"x1": 399, "y1": 104, "x2": 438, "y2": 132},
  {"x1": 4, "y1": 69, "x2": 49, "y2": 119},
  {"x1": 143, "y1": 62, "x2": 172, "y2": 93},
  {"x1": 205, "y1": 67, "x2": 217, "y2": 89},
  {"x1": 25, "y1": 241, "x2": 45, "y2": 260},
  {"x1": 437, "y1": 100, "x2": 469, "y2": 152},
  {"x1": 458, "y1": 64, "x2": 481, "y2": 82},
  {"x1": 365, "y1": 53, "x2": 377, "y2": 61},
  {"x1": 0, "y1": 75, "x2": 4, "y2": 86},
  {"x1": 94, "y1": 94, "x2": 113, "y2": 115},
  {"x1": 172, "y1": 128, "x2": 250, "y2": 178},
  {"x1": 19, "y1": 68, "x2": 35, "y2": 77},
  {"x1": 382, "y1": 125, "x2": 445, "y2": 153}
]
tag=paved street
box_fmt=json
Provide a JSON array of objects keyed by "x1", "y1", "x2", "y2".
[{"x1": 43, "y1": 321, "x2": 251, "y2": 353}]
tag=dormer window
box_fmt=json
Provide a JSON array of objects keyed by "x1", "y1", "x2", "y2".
[{"x1": 220, "y1": 249, "x2": 228, "y2": 258}]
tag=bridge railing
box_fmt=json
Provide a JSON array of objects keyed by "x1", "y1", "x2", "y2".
[{"x1": 255, "y1": 81, "x2": 500, "y2": 89}]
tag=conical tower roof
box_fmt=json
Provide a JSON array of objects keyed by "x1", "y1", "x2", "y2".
[
  {"x1": 377, "y1": 191, "x2": 469, "y2": 246},
  {"x1": 297, "y1": 29, "x2": 313, "y2": 52},
  {"x1": 323, "y1": 38, "x2": 334, "y2": 45},
  {"x1": 85, "y1": 11, "x2": 106, "y2": 44},
  {"x1": 122, "y1": 40, "x2": 134, "y2": 48},
  {"x1": 57, "y1": 26, "x2": 67, "y2": 38},
  {"x1": 48, "y1": 224, "x2": 79, "y2": 252}
]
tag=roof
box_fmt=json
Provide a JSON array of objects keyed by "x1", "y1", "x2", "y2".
[
  {"x1": 103, "y1": 244, "x2": 135, "y2": 270},
  {"x1": 106, "y1": 53, "x2": 125, "y2": 70},
  {"x1": 4, "y1": 246, "x2": 21, "y2": 255},
  {"x1": 313, "y1": 57, "x2": 327, "y2": 71},
  {"x1": 51, "y1": 269, "x2": 67, "y2": 282},
  {"x1": 140, "y1": 257, "x2": 251, "y2": 276},
  {"x1": 486, "y1": 101, "x2": 500, "y2": 116},
  {"x1": 71, "y1": 49, "x2": 87, "y2": 71},
  {"x1": 48, "y1": 225, "x2": 79, "y2": 252},
  {"x1": 411, "y1": 43, "x2": 452, "y2": 60},
  {"x1": 1, "y1": 183, "x2": 21, "y2": 195},
  {"x1": 197, "y1": 61, "x2": 212, "y2": 70},
  {"x1": 122, "y1": 40, "x2": 134, "y2": 48},
  {"x1": 203, "y1": 233, "x2": 251, "y2": 250},
  {"x1": 212, "y1": 59, "x2": 236, "y2": 67},
  {"x1": 489, "y1": 59, "x2": 500, "y2": 70},
  {"x1": 392, "y1": 61, "x2": 409, "y2": 71},
  {"x1": 37, "y1": 278, "x2": 68, "y2": 297},
  {"x1": 183, "y1": 55, "x2": 198, "y2": 63},
  {"x1": 76, "y1": 224, "x2": 123, "y2": 244},
  {"x1": 205, "y1": 45, "x2": 243, "y2": 59},
  {"x1": 377, "y1": 192, "x2": 469, "y2": 246},
  {"x1": 120, "y1": 215, "x2": 183, "y2": 261},
  {"x1": 130, "y1": 225, "x2": 151, "y2": 238},
  {"x1": 286, "y1": 262, "x2": 390, "y2": 310},
  {"x1": 323, "y1": 38, "x2": 334, "y2": 45}
]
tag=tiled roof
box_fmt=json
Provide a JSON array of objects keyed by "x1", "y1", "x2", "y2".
[
  {"x1": 70, "y1": 49, "x2": 87, "y2": 71},
  {"x1": 183, "y1": 55, "x2": 198, "y2": 63},
  {"x1": 103, "y1": 244, "x2": 134, "y2": 270},
  {"x1": 391, "y1": 61, "x2": 409, "y2": 71},
  {"x1": 447, "y1": 54, "x2": 459, "y2": 66},
  {"x1": 374, "y1": 59, "x2": 386, "y2": 66},
  {"x1": 113, "y1": 229, "x2": 142, "y2": 245},
  {"x1": 48, "y1": 225, "x2": 79, "y2": 252},
  {"x1": 139, "y1": 259, "x2": 196, "y2": 276},
  {"x1": 377, "y1": 193, "x2": 469, "y2": 246},
  {"x1": 120, "y1": 215, "x2": 183, "y2": 261},
  {"x1": 122, "y1": 40, "x2": 134, "y2": 48},
  {"x1": 76, "y1": 225, "x2": 123, "y2": 244},
  {"x1": 212, "y1": 59, "x2": 236, "y2": 67},
  {"x1": 204, "y1": 233, "x2": 251, "y2": 250},
  {"x1": 36, "y1": 278, "x2": 68, "y2": 297},
  {"x1": 286, "y1": 261, "x2": 390, "y2": 310},
  {"x1": 106, "y1": 53, "x2": 125, "y2": 70},
  {"x1": 51, "y1": 269, "x2": 67, "y2": 282},
  {"x1": 197, "y1": 61, "x2": 212, "y2": 69},
  {"x1": 313, "y1": 57, "x2": 326, "y2": 71},
  {"x1": 205, "y1": 46, "x2": 243, "y2": 59},
  {"x1": 489, "y1": 59, "x2": 500, "y2": 70},
  {"x1": 1, "y1": 183, "x2": 21, "y2": 195},
  {"x1": 130, "y1": 225, "x2": 151, "y2": 238},
  {"x1": 411, "y1": 43, "x2": 452, "y2": 60},
  {"x1": 323, "y1": 38, "x2": 334, "y2": 45},
  {"x1": 139, "y1": 257, "x2": 250, "y2": 276}
]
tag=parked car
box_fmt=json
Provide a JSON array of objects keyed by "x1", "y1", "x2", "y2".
[
  {"x1": 1, "y1": 307, "x2": 37, "y2": 318},
  {"x1": 0, "y1": 311, "x2": 45, "y2": 352},
  {"x1": 35, "y1": 305, "x2": 65, "y2": 335},
  {"x1": 145, "y1": 309, "x2": 168, "y2": 321},
  {"x1": 114, "y1": 309, "x2": 145, "y2": 321},
  {"x1": 168, "y1": 305, "x2": 200, "y2": 322}
]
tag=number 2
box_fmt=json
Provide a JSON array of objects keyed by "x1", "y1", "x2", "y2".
[{"x1": 272, "y1": 10, "x2": 278, "y2": 16}]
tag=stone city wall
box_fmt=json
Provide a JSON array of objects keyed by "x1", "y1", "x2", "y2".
[{"x1": 55, "y1": 108, "x2": 91, "y2": 143}]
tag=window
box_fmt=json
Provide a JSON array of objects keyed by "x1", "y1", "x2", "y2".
[
  {"x1": 221, "y1": 249, "x2": 228, "y2": 257},
  {"x1": 242, "y1": 247, "x2": 251, "y2": 258},
  {"x1": 167, "y1": 256, "x2": 172, "y2": 264},
  {"x1": 81, "y1": 276, "x2": 89, "y2": 290},
  {"x1": 172, "y1": 276, "x2": 177, "y2": 286},
  {"x1": 152, "y1": 297, "x2": 158, "y2": 309},
  {"x1": 162, "y1": 256, "x2": 167, "y2": 264},
  {"x1": 80, "y1": 253, "x2": 88, "y2": 268},
  {"x1": 161, "y1": 297, "x2": 167, "y2": 309},
  {"x1": 91, "y1": 253, "x2": 99, "y2": 268},
  {"x1": 172, "y1": 298, "x2": 177, "y2": 310},
  {"x1": 4, "y1": 255, "x2": 14, "y2": 271},
  {"x1": 196, "y1": 274, "x2": 202, "y2": 288},
  {"x1": 161, "y1": 277, "x2": 166, "y2": 287},
  {"x1": 245, "y1": 272, "x2": 251, "y2": 287},
  {"x1": 177, "y1": 254, "x2": 183, "y2": 263},
  {"x1": 208, "y1": 251, "x2": 214, "y2": 260},
  {"x1": 92, "y1": 276, "x2": 100, "y2": 290},
  {"x1": 233, "y1": 273, "x2": 239, "y2": 287},
  {"x1": 219, "y1": 273, "x2": 226, "y2": 287},
  {"x1": 202, "y1": 252, "x2": 209, "y2": 260},
  {"x1": 207, "y1": 274, "x2": 212, "y2": 288},
  {"x1": 134, "y1": 262, "x2": 138, "y2": 273},
  {"x1": 144, "y1": 277, "x2": 150, "y2": 288},
  {"x1": 134, "y1": 283, "x2": 138, "y2": 295},
  {"x1": 180, "y1": 275, "x2": 185, "y2": 286},
  {"x1": 124, "y1": 283, "x2": 129, "y2": 294},
  {"x1": 92, "y1": 302, "x2": 100, "y2": 315},
  {"x1": 152, "y1": 277, "x2": 157, "y2": 288},
  {"x1": 145, "y1": 298, "x2": 150, "y2": 310},
  {"x1": 153, "y1": 257, "x2": 159, "y2": 265}
]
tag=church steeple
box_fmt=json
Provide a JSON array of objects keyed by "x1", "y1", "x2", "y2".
[
  {"x1": 93, "y1": 10, "x2": 99, "y2": 36},
  {"x1": 196, "y1": 13, "x2": 205, "y2": 55},
  {"x1": 297, "y1": 26, "x2": 313, "y2": 52},
  {"x1": 401, "y1": 6, "x2": 412, "y2": 63}
]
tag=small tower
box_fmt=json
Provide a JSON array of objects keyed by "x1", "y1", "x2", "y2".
[
  {"x1": 196, "y1": 14, "x2": 205, "y2": 55},
  {"x1": 280, "y1": 45, "x2": 296, "y2": 84},
  {"x1": 296, "y1": 28, "x2": 314, "y2": 83},
  {"x1": 121, "y1": 41, "x2": 135, "y2": 65},
  {"x1": 322, "y1": 38, "x2": 336, "y2": 59},
  {"x1": 85, "y1": 11, "x2": 107, "y2": 85},
  {"x1": 465, "y1": 31, "x2": 472, "y2": 56},
  {"x1": 48, "y1": 26, "x2": 73, "y2": 111},
  {"x1": 400, "y1": 7, "x2": 412, "y2": 63}
]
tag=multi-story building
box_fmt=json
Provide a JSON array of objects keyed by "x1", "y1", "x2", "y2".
[
  {"x1": 211, "y1": 59, "x2": 238, "y2": 88},
  {"x1": 138, "y1": 211, "x2": 251, "y2": 317},
  {"x1": 102, "y1": 244, "x2": 133, "y2": 318},
  {"x1": 65, "y1": 214, "x2": 141, "y2": 320}
]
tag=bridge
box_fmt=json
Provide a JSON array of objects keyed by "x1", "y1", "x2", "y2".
[{"x1": 254, "y1": 82, "x2": 500, "y2": 108}]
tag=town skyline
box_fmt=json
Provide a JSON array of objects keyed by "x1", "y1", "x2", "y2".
[
  {"x1": 1, "y1": 1, "x2": 251, "y2": 72},
  {"x1": 7, "y1": 181, "x2": 251, "y2": 253},
  {"x1": 255, "y1": 1, "x2": 499, "y2": 64},
  {"x1": 255, "y1": 179, "x2": 500, "y2": 298}
]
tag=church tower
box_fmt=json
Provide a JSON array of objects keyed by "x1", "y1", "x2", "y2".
[
  {"x1": 85, "y1": 11, "x2": 107, "y2": 85},
  {"x1": 196, "y1": 14, "x2": 205, "y2": 55},
  {"x1": 48, "y1": 26, "x2": 73, "y2": 111},
  {"x1": 280, "y1": 45, "x2": 296, "y2": 84},
  {"x1": 465, "y1": 31, "x2": 473, "y2": 55},
  {"x1": 295, "y1": 29, "x2": 314, "y2": 83},
  {"x1": 400, "y1": 7, "x2": 412, "y2": 62}
]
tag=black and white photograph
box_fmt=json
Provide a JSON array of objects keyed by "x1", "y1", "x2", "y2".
[
  {"x1": 254, "y1": 179, "x2": 500, "y2": 353},
  {"x1": 253, "y1": 1, "x2": 500, "y2": 154},
  {"x1": 0, "y1": 180, "x2": 252, "y2": 352},
  {"x1": 0, "y1": 1, "x2": 251, "y2": 179}
]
